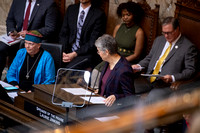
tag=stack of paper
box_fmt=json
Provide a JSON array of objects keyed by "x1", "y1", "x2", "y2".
[{"x1": 0, "y1": 34, "x2": 22, "y2": 46}]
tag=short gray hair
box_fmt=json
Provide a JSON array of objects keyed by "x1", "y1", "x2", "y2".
[{"x1": 95, "y1": 34, "x2": 118, "y2": 55}]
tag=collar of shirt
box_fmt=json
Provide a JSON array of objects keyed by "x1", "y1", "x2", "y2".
[
  {"x1": 78, "y1": 4, "x2": 91, "y2": 23},
  {"x1": 163, "y1": 33, "x2": 182, "y2": 53},
  {"x1": 170, "y1": 33, "x2": 181, "y2": 47}
]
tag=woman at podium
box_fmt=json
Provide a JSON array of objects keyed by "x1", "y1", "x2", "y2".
[
  {"x1": 6, "y1": 30, "x2": 55, "y2": 92},
  {"x1": 95, "y1": 34, "x2": 134, "y2": 107}
]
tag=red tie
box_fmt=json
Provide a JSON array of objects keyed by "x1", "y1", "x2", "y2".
[{"x1": 23, "y1": 0, "x2": 32, "y2": 30}]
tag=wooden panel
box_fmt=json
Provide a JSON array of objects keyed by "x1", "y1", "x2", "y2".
[
  {"x1": 138, "y1": 1, "x2": 159, "y2": 55},
  {"x1": 54, "y1": 0, "x2": 65, "y2": 20},
  {"x1": 75, "y1": 0, "x2": 109, "y2": 17},
  {"x1": 171, "y1": 0, "x2": 200, "y2": 90},
  {"x1": 175, "y1": 0, "x2": 200, "y2": 51}
]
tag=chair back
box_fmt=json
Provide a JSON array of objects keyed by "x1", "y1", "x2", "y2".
[
  {"x1": 138, "y1": 1, "x2": 159, "y2": 55},
  {"x1": 19, "y1": 40, "x2": 62, "y2": 72},
  {"x1": 175, "y1": 0, "x2": 200, "y2": 71}
]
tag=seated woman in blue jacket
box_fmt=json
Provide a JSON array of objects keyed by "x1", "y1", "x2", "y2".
[
  {"x1": 95, "y1": 34, "x2": 135, "y2": 107},
  {"x1": 7, "y1": 30, "x2": 55, "y2": 92}
]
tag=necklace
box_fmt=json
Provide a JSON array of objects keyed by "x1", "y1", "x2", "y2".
[{"x1": 26, "y1": 51, "x2": 42, "y2": 79}]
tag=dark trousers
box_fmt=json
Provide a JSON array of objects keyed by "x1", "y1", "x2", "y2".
[{"x1": 134, "y1": 76, "x2": 173, "y2": 104}]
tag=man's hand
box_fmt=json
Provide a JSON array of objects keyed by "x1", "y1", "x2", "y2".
[
  {"x1": 9, "y1": 31, "x2": 19, "y2": 40},
  {"x1": 104, "y1": 95, "x2": 116, "y2": 107},
  {"x1": 132, "y1": 64, "x2": 141, "y2": 73},
  {"x1": 62, "y1": 52, "x2": 77, "y2": 62},
  {"x1": 18, "y1": 30, "x2": 28, "y2": 38},
  {"x1": 160, "y1": 75, "x2": 172, "y2": 83}
]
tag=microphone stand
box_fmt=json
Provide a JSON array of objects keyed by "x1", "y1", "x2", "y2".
[{"x1": 87, "y1": 69, "x2": 100, "y2": 107}]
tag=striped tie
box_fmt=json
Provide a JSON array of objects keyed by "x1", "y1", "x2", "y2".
[
  {"x1": 150, "y1": 43, "x2": 172, "y2": 83},
  {"x1": 72, "y1": 10, "x2": 85, "y2": 51}
]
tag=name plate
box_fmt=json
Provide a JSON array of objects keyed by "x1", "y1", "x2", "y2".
[{"x1": 24, "y1": 101, "x2": 65, "y2": 125}]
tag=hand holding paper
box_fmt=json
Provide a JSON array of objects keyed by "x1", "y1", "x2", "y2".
[{"x1": 141, "y1": 74, "x2": 164, "y2": 77}]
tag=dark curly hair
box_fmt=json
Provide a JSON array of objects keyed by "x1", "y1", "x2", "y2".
[{"x1": 117, "y1": 1, "x2": 144, "y2": 25}]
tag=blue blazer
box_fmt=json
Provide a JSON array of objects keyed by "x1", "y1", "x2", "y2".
[
  {"x1": 98, "y1": 57, "x2": 135, "y2": 99},
  {"x1": 6, "y1": 0, "x2": 58, "y2": 41},
  {"x1": 7, "y1": 48, "x2": 55, "y2": 84}
]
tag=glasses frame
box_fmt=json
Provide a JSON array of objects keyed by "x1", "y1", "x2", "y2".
[{"x1": 162, "y1": 29, "x2": 176, "y2": 36}]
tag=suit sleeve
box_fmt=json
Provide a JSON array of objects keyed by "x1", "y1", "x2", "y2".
[
  {"x1": 174, "y1": 44, "x2": 197, "y2": 81},
  {"x1": 6, "y1": 0, "x2": 18, "y2": 34},
  {"x1": 115, "y1": 69, "x2": 135, "y2": 99},
  {"x1": 37, "y1": 1, "x2": 59, "y2": 38},
  {"x1": 43, "y1": 54, "x2": 55, "y2": 84},
  {"x1": 59, "y1": 7, "x2": 71, "y2": 52},
  {"x1": 139, "y1": 37, "x2": 159, "y2": 68},
  {"x1": 7, "y1": 50, "x2": 23, "y2": 83}
]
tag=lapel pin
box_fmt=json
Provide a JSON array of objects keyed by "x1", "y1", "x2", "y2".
[
  {"x1": 175, "y1": 45, "x2": 178, "y2": 49},
  {"x1": 37, "y1": 4, "x2": 39, "y2": 6}
]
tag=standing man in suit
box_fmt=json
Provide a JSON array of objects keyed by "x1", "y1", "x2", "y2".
[
  {"x1": 132, "y1": 17, "x2": 197, "y2": 103},
  {"x1": 0, "y1": 0, "x2": 59, "y2": 79},
  {"x1": 59, "y1": 0, "x2": 106, "y2": 70}
]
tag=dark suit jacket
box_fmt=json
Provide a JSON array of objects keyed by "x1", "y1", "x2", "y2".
[
  {"x1": 59, "y1": 3, "x2": 106, "y2": 67},
  {"x1": 139, "y1": 35, "x2": 197, "y2": 81},
  {"x1": 6, "y1": 0, "x2": 59, "y2": 41},
  {"x1": 98, "y1": 57, "x2": 135, "y2": 99}
]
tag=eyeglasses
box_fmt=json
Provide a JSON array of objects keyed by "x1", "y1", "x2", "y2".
[{"x1": 162, "y1": 29, "x2": 176, "y2": 36}]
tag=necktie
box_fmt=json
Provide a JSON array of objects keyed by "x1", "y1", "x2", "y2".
[
  {"x1": 150, "y1": 43, "x2": 172, "y2": 83},
  {"x1": 23, "y1": 0, "x2": 32, "y2": 30},
  {"x1": 72, "y1": 10, "x2": 85, "y2": 51}
]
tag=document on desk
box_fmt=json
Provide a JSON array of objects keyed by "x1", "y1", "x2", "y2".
[
  {"x1": 61, "y1": 88, "x2": 95, "y2": 95},
  {"x1": 0, "y1": 81, "x2": 18, "y2": 90},
  {"x1": 95, "y1": 116, "x2": 119, "y2": 122},
  {"x1": 7, "y1": 92, "x2": 18, "y2": 99},
  {"x1": 80, "y1": 96, "x2": 105, "y2": 104},
  {"x1": 0, "y1": 81, "x2": 18, "y2": 99},
  {"x1": 141, "y1": 74, "x2": 164, "y2": 77}
]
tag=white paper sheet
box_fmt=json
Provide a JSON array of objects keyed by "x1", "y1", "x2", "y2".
[
  {"x1": 141, "y1": 74, "x2": 164, "y2": 77},
  {"x1": 0, "y1": 34, "x2": 22, "y2": 46},
  {"x1": 7, "y1": 92, "x2": 18, "y2": 99},
  {"x1": 61, "y1": 88, "x2": 95, "y2": 95},
  {"x1": 95, "y1": 116, "x2": 119, "y2": 122},
  {"x1": 80, "y1": 96, "x2": 105, "y2": 104},
  {"x1": 0, "y1": 81, "x2": 13, "y2": 87}
]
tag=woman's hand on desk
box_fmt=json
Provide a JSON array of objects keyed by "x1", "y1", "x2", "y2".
[
  {"x1": 94, "y1": 89, "x2": 99, "y2": 94},
  {"x1": 15, "y1": 85, "x2": 19, "y2": 88},
  {"x1": 104, "y1": 95, "x2": 116, "y2": 107}
]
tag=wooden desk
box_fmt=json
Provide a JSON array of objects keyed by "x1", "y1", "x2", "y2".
[
  {"x1": 14, "y1": 84, "x2": 102, "y2": 126},
  {"x1": 0, "y1": 99, "x2": 58, "y2": 132}
]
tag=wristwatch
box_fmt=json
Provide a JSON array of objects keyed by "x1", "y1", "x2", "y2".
[{"x1": 8, "y1": 30, "x2": 17, "y2": 36}]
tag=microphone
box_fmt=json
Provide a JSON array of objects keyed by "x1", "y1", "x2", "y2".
[{"x1": 68, "y1": 58, "x2": 88, "y2": 69}]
